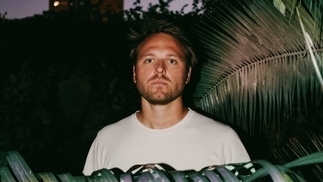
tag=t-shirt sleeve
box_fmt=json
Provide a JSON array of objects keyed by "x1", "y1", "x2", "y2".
[
  {"x1": 83, "y1": 137, "x2": 101, "y2": 176},
  {"x1": 223, "y1": 128, "x2": 250, "y2": 164}
]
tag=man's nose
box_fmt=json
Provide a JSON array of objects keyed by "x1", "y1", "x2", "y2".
[{"x1": 155, "y1": 60, "x2": 166, "y2": 74}]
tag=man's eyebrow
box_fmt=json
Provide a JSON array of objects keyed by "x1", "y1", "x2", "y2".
[
  {"x1": 138, "y1": 53, "x2": 154, "y2": 58},
  {"x1": 167, "y1": 54, "x2": 179, "y2": 57},
  {"x1": 138, "y1": 53, "x2": 183, "y2": 59},
  {"x1": 167, "y1": 53, "x2": 183, "y2": 59}
]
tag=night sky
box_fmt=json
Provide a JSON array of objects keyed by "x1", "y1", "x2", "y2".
[{"x1": 0, "y1": 0, "x2": 194, "y2": 19}]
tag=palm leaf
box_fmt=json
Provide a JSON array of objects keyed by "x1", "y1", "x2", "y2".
[
  {"x1": 192, "y1": 0, "x2": 323, "y2": 135},
  {"x1": 1, "y1": 151, "x2": 323, "y2": 181},
  {"x1": 56, "y1": 173, "x2": 74, "y2": 182},
  {"x1": 6, "y1": 151, "x2": 38, "y2": 182},
  {"x1": 0, "y1": 166, "x2": 16, "y2": 181},
  {"x1": 36, "y1": 172, "x2": 59, "y2": 182}
]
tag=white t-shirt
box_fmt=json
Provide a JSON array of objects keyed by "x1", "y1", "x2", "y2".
[{"x1": 83, "y1": 109, "x2": 250, "y2": 175}]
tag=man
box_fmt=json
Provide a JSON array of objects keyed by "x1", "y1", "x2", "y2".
[{"x1": 83, "y1": 19, "x2": 250, "y2": 175}]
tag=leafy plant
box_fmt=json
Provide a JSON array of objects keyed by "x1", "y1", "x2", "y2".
[
  {"x1": 192, "y1": 0, "x2": 323, "y2": 135},
  {"x1": 191, "y1": 0, "x2": 323, "y2": 180},
  {"x1": 1, "y1": 151, "x2": 323, "y2": 181}
]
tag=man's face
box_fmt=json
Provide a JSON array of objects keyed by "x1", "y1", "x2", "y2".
[{"x1": 133, "y1": 33, "x2": 192, "y2": 105}]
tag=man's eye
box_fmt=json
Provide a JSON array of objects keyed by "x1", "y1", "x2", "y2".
[
  {"x1": 144, "y1": 59, "x2": 153, "y2": 63},
  {"x1": 169, "y1": 59, "x2": 177, "y2": 64}
]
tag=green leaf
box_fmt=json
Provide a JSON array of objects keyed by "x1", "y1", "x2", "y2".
[
  {"x1": 168, "y1": 171, "x2": 189, "y2": 182},
  {"x1": 6, "y1": 151, "x2": 38, "y2": 182},
  {"x1": 91, "y1": 168, "x2": 118, "y2": 182},
  {"x1": 56, "y1": 173, "x2": 74, "y2": 182},
  {"x1": 275, "y1": 165, "x2": 306, "y2": 182},
  {"x1": 120, "y1": 172, "x2": 133, "y2": 182},
  {"x1": 284, "y1": 151, "x2": 323, "y2": 168},
  {"x1": 149, "y1": 167, "x2": 171, "y2": 182},
  {"x1": 243, "y1": 160, "x2": 285, "y2": 182},
  {"x1": 36, "y1": 172, "x2": 58, "y2": 182},
  {"x1": 213, "y1": 166, "x2": 240, "y2": 182},
  {"x1": 136, "y1": 171, "x2": 154, "y2": 182},
  {"x1": 186, "y1": 172, "x2": 209, "y2": 182},
  {"x1": 72, "y1": 176, "x2": 86, "y2": 181},
  {"x1": 0, "y1": 166, "x2": 16, "y2": 182},
  {"x1": 201, "y1": 169, "x2": 224, "y2": 182}
]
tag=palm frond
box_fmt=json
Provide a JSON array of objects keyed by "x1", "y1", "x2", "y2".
[
  {"x1": 2, "y1": 151, "x2": 323, "y2": 181},
  {"x1": 192, "y1": 0, "x2": 323, "y2": 135}
]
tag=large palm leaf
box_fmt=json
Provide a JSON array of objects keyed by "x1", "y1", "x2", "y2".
[{"x1": 192, "y1": 0, "x2": 323, "y2": 135}]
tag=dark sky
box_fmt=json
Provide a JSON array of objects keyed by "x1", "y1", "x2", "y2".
[{"x1": 0, "y1": 0, "x2": 194, "y2": 19}]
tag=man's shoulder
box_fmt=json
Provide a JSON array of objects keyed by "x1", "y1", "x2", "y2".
[
  {"x1": 97, "y1": 114, "x2": 134, "y2": 135},
  {"x1": 187, "y1": 110, "x2": 240, "y2": 143},
  {"x1": 190, "y1": 109, "x2": 232, "y2": 131},
  {"x1": 192, "y1": 109, "x2": 227, "y2": 124}
]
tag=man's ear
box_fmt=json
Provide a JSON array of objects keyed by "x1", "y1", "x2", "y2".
[
  {"x1": 133, "y1": 65, "x2": 136, "y2": 83},
  {"x1": 185, "y1": 67, "x2": 192, "y2": 84}
]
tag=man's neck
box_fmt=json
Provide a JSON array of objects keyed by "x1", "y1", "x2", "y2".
[{"x1": 136, "y1": 98, "x2": 189, "y2": 129}]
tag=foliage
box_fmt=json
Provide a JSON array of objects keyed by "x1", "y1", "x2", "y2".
[
  {"x1": 1, "y1": 151, "x2": 323, "y2": 181},
  {"x1": 190, "y1": 0, "x2": 323, "y2": 179},
  {"x1": 0, "y1": 0, "x2": 322, "y2": 179},
  {"x1": 192, "y1": 0, "x2": 323, "y2": 135},
  {"x1": 0, "y1": 12, "x2": 7, "y2": 20},
  {"x1": 123, "y1": 0, "x2": 214, "y2": 21}
]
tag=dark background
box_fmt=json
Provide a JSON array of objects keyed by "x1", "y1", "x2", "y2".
[
  {"x1": 0, "y1": 3, "x2": 208, "y2": 175},
  {"x1": 0, "y1": 1, "x2": 322, "y2": 179}
]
